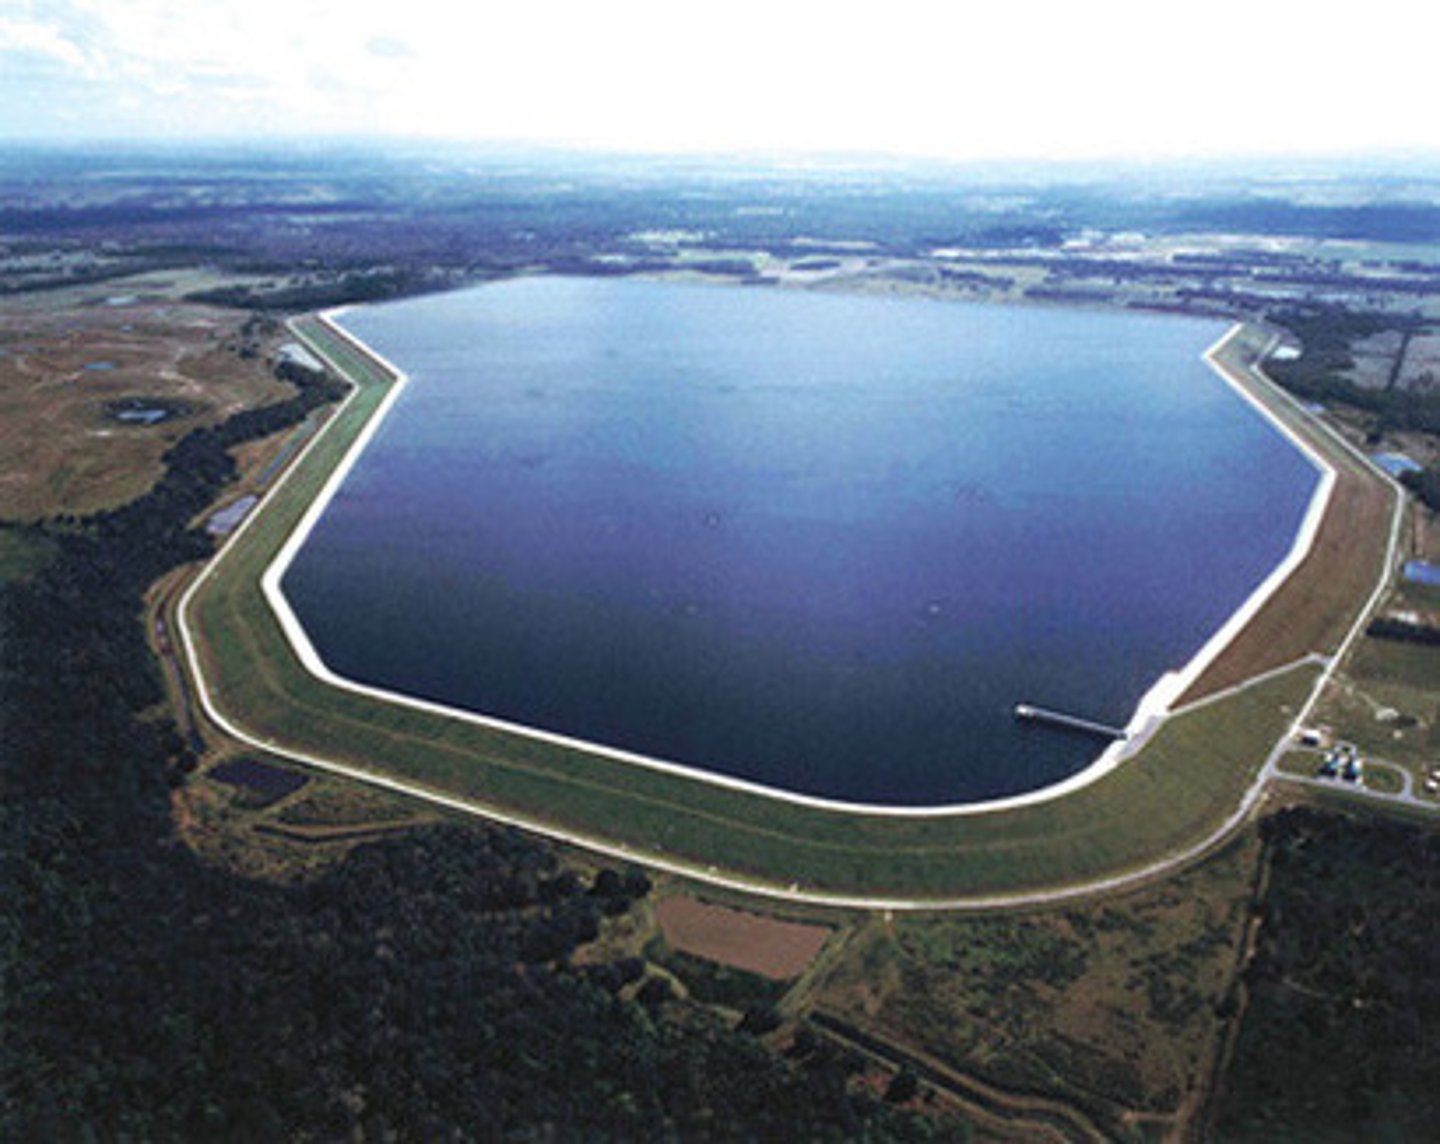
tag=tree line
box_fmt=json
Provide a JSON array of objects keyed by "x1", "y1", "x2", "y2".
[{"x1": 1, "y1": 355, "x2": 944, "y2": 1140}]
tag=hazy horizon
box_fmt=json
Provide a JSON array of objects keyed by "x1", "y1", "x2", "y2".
[
  {"x1": 4, "y1": 135, "x2": 1440, "y2": 193},
  {"x1": 4, "y1": 0, "x2": 1437, "y2": 164}
]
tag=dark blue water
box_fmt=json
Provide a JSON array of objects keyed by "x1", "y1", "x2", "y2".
[{"x1": 283, "y1": 278, "x2": 1318, "y2": 805}]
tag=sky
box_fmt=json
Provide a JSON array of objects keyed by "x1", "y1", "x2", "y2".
[{"x1": 2, "y1": 0, "x2": 1437, "y2": 162}]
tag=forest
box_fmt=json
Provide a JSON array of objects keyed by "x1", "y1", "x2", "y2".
[
  {"x1": 0, "y1": 361, "x2": 942, "y2": 1140},
  {"x1": 1265, "y1": 306, "x2": 1440, "y2": 436},
  {"x1": 1215, "y1": 808, "x2": 1440, "y2": 1139}
]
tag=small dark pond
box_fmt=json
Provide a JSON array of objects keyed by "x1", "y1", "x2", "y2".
[{"x1": 208, "y1": 758, "x2": 309, "y2": 805}]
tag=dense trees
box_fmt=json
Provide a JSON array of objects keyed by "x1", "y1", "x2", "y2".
[
  {"x1": 1401, "y1": 466, "x2": 1440, "y2": 513},
  {"x1": 1216, "y1": 808, "x2": 1440, "y2": 1140},
  {"x1": 1367, "y1": 615, "x2": 1440, "y2": 646},
  {"x1": 1265, "y1": 307, "x2": 1440, "y2": 436},
  {"x1": 1, "y1": 350, "x2": 939, "y2": 1139}
]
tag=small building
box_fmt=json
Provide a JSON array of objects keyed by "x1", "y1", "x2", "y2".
[
  {"x1": 1371, "y1": 452, "x2": 1423, "y2": 479},
  {"x1": 1403, "y1": 561, "x2": 1440, "y2": 587},
  {"x1": 275, "y1": 342, "x2": 326, "y2": 378}
]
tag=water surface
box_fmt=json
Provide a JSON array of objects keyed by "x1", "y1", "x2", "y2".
[{"x1": 283, "y1": 278, "x2": 1317, "y2": 804}]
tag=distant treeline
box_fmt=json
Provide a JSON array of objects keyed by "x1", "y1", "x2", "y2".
[
  {"x1": 187, "y1": 267, "x2": 459, "y2": 311},
  {"x1": 0, "y1": 199, "x2": 373, "y2": 234},
  {"x1": 1175, "y1": 200, "x2": 1440, "y2": 245},
  {"x1": 1264, "y1": 306, "x2": 1440, "y2": 437}
]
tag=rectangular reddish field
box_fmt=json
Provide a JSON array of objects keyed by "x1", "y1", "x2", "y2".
[{"x1": 657, "y1": 896, "x2": 831, "y2": 980}]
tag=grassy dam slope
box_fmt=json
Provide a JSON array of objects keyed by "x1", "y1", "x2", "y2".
[{"x1": 179, "y1": 311, "x2": 1396, "y2": 907}]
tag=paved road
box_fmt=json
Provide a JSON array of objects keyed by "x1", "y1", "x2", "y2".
[{"x1": 1267, "y1": 746, "x2": 1439, "y2": 813}]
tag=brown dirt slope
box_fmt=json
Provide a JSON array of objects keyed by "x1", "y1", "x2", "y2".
[
  {"x1": 1179, "y1": 346, "x2": 1395, "y2": 704},
  {"x1": 657, "y1": 896, "x2": 830, "y2": 980}
]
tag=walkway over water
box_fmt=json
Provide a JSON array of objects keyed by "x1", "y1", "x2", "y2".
[{"x1": 1014, "y1": 704, "x2": 1128, "y2": 741}]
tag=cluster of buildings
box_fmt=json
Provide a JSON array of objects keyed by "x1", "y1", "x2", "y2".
[{"x1": 1316, "y1": 742, "x2": 1365, "y2": 784}]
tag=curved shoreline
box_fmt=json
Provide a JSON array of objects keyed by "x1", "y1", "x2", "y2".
[
  {"x1": 171, "y1": 292, "x2": 1405, "y2": 908},
  {"x1": 254, "y1": 307, "x2": 1329, "y2": 817}
]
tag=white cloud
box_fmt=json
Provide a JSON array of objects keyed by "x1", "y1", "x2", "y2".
[
  {"x1": 2, "y1": 0, "x2": 1437, "y2": 157},
  {"x1": 0, "y1": 15, "x2": 94, "y2": 75}
]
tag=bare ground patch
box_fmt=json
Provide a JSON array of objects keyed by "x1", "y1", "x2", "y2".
[
  {"x1": 1348, "y1": 329, "x2": 1406, "y2": 389},
  {"x1": 656, "y1": 895, "x2": 831, "y2": 980},
  {"x1": 1398, "y1": 332, "x2": 1440, "y2": 392}
]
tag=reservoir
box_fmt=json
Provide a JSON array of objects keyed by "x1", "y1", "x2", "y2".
[{"x1": 281, "y1": 277, "x2": 1318, "y2": 805}]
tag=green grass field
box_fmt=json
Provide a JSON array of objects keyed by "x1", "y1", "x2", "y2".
[
  {"x1": 1398, "y1": 581, "x2": 1440, "y2": 612},
  {"x1": 181, "y1": 315, "x2": 1333, "y2": 901},
  {"x1": 1321, "y1": 636, "x2": 1440, "y2": 768},
  {"x1": 817, "y1": 826, "x2": 1262, "y2": 1132},
  {"x1": 1362, "y1": 762, "x2": 1406, "y2": 795}
]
